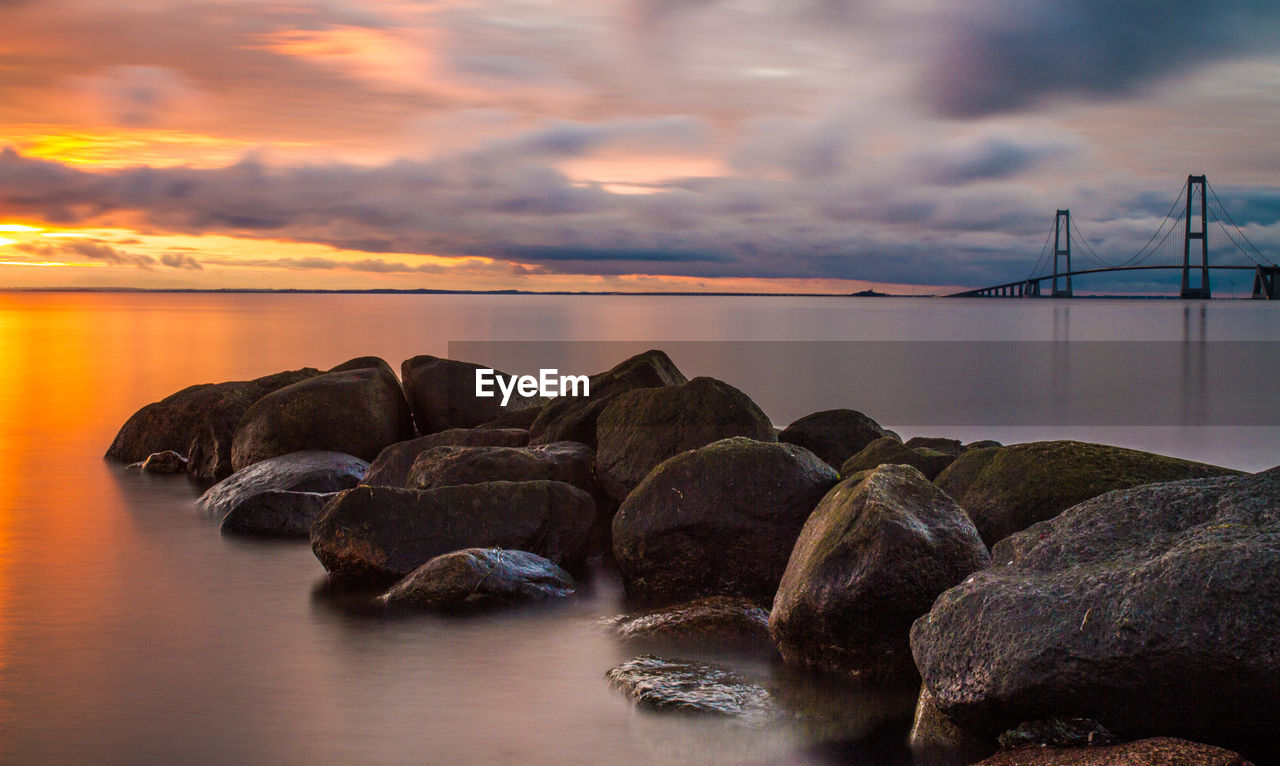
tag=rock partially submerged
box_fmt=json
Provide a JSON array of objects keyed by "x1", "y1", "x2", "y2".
[
  {"x1": 601, "y1": 597, "x2": 771, "y2": 645},
  {"x1": 596, "y1": 378, "x2": 776, "y2": 503},
  {"x1": 778, "y1": 409, "x2": 896, "y2": 470},
  {"x1": 839, "y1": 436, "x2": 957, "y2": 480},
  {"x1": 219, "y1": 490, "x2": 338, "y2": 538},
  {"x1": 197, "y1": 450, "x2": 368, "y2": 521},
  {"x1": 105, "y1": 367, "x2": 321, "y2": 481},
  {"x1": 934, "y1": 440, "x2": 1239, "y2": 545},
  {"x1": 230, "y1": 360, "x2": 414, "y2": 470},
  {"x1": 137, "y1": 450, "x2": 188, "y2": 474},
  {"x1": 406, "y1": 441, "x2": 597, "y2": 499},
  {"x1": 911, "y1": 467, "x2": 1280, "y2": 747},
  {"x1": 380, "y1": 548, "x2": 575, "y2": 610},
  {"x1": 362, "y1": 428, "x2": 530, "y2": 487},
  {"x1": 401, "y1": 355, "x2": 540, "y2": 435},
  {"x1": 311, "y1": 480, "x2": 595, "y2": 583},
  {"x1": 612, "y1": 437, "x2": 837, "y2": 605},
  {"x1": 606, "y1": 655, "x2": 774, "y2": 719},
  {"x1": 974, "y1": 738, "x2": 1253, "y2": 766},
  {"x1": 770, "y1": 464, "x2": 989, "y2": 678}
]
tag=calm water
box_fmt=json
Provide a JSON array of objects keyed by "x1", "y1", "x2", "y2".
[{"x1": 0, "y1": 292, "x2": 1277, "y2": 766}]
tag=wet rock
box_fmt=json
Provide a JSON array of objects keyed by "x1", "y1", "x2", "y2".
[
  {"x1": 613, "y1": 437, "x2": 837, "y2": 605},
  {"x1": 606, "y1": 656, "x2": 774, "y2": 719},
  {"x1": 362, "y1": 428, "x2": 530, "y2": 487},
  {"x1": 964, "y1": 439, "x2": 1004, "y2": 452},
  {"x1": 230, "y1": 360, "x2": 414, "y2": 470},
  {"x1": 974, "y1": 738, "x2": 1254, "y2": 766},
  {"x1": 311, "y1": 480, "x2": 595, "y2": 583},
  {"x1": 198, "y1": 450, "x2": 368, "y2": 521},
  {"x1": 778, "y1": 409, "x2": 896, "y2": 471},
  {"x1": 138, "y1": 450, "x2": 188, "y2": 474},
  {"x1": 600, "y1": 596, "x2": 771, "y2": 645},
  {"x1": 596, "y1": 378, "x2": 776, "y2": 503},
  {"x1": 840, "y1": 436, "x2": 957, "y2": 480},
  {"x1": 105, "y1": 367, "x2": 321, "y2": 481},
  {"x1": 529, "y1": 349, "x2": 688, "y2": 448},
  {"x1": 379, "y1": 548, "x2": 575, "y2": 609},
  {"x1": 219, "y1": 490, "x2": 338, "y2": 538},
  {"x1": 477, "y1": 405, "x2": 545, "y2": 430},
  {"x1": 771, "y1": 464, "x2": 989, "y2": 678},
  {"x1": 401, "y1": 355, "x2": 540, "y2": 435},
  {"x1": 933, "y1": 440, "x2": 1239, "y2": 546},
  {"x1": 911, "y1": 468, "x2": 1280, "y2": 747}
]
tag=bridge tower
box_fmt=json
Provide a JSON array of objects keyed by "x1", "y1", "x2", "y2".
[
  {"x1": 1052, "y1": 209, "x2": 1072, "y2": 298},
  {"x1": 1181, "y1": 174, "x2": 1210, "y2": 299}
]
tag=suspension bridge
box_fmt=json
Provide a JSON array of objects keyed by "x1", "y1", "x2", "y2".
[{"x1": 951, "y1": 175, "x2": 1279, "y2": 299}]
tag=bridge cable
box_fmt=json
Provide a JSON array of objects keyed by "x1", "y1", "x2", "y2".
[
  {"x1": 1114, "y1": 179, "x2": 1187, "y2": 268},
  {"x1": 1068, "y1": 217, "x2": 1116, "y2": 269},
  {"x1": 1206, "y1": 181, "x2": 1275, "y2": 267},
  {"x1": 1028, "y1": 213, "x2": 1057, "y2": 280}
]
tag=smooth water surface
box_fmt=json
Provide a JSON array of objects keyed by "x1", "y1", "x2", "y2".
[{"x1": 1, "y1": 292, "x2": 1277, "y2": 766}]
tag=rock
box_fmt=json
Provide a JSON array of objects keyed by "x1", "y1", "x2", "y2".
[
  {"x1": 934, "y1": 440, "x2": 1239, "y2": 546},
  {"x1": 613, "y1": 437, "x2": 837, "y2": 605},
  {"x1": 362, "y1": 428, "x2": 529, "y2": 487},
  {"x1": 974, "y1": 738, "x2": 1254, "y2": 766},
  {"x1": 219, "y1": 490, "x2": 338, "y2": 538},
  {"x1": 600, "y1": 597, "x2": 771, "y2": 645},
  {"x1": 904, "y1": 436, "x2": 964, "y2": 455},
  {"x1": 105, "y1": 367, "x2": 321, "y2": 481},
  {"x1": 406, "y1": 441, "x2": 597, "y2": 498},
  {"x1": 596, "y1": 378, "x2": 776, "y2": 503},
  {"x1": 910, "y1": 468, "x2": 1280, "y2": 747},
  {"x1": 379, "y1": 548, "x2": 575, "y2": 609},
  {"x1": 529, "y1": 349, "x2": 687, "y2": 448},
  {"x1": 197, "y1": 450, "x2": 368, "y2": 521},
  {"x1": 998, "y1": 718, "x2": 1118, "y2": 750},
  {"x1": 770, "y1": 464, "x2": 989, "y2": 678},
  {"x1": 401, "y1": 355, "x2": 540, "y2": 435},
  {"x1": 778, "y1": 409, "x2": 896, "y2": 471},
  {"x1": 139, "y1": 450, "x2": 188, "y2": 474},
  {"x1": 477, "y1": 405, "x2": 545, "y2": 430},
  {"x1": 230, "y1": 360, "x2": 414, "y2": 471},
  {"x1": 606, "y1": 655, "x2": 774, "y2": 719},
  {"x1": 310, "y1": 480, "x2": 595, "y2": 583},
  {"x1": 909, "y1": 686, "x2": 988, "y2": 757},
  {"x1": 840, "y1": 436, "x2": 958, "y2": 480},
  {"x1": 964, "y1": 439, "x2": 1004, "y2": 451}
]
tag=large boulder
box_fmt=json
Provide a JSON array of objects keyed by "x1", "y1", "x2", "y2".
[
  {"x1": 778, "y1": 409, "x2": 896, "y2": 471},
  {"x1": 219, "y1": 490, "x2": 338, "y2": 538},
  {"x1": 363, "y1": 428, "x2": 530, "y2": 487},
  {"x1": 311, "y1": 480, "x2": 595, "y2": 582},
  {"x1": 770, "y1": 464, "x2": 989, "y2": 678},
  {"x1": 974, "y1": 738, "x2": 1253, "y2": 766},
  {"x1": 529, "y1": 349, "x2": 687, "y2": 448},
  {"x1": 105, "y1": 367, "x2": 321, "y2": 481},
  {"x1": 839, "y1": 436, "x2": 957, "y2": 480},
  {"x1": 406, "y1": 441, "x2": 597, "y2": 499},
  {"x1": 401, "y1": 355, "x2": 540, "y2": 435},
  {"x1": 230, "y1": 360, "x2": 414, "y2": 471},
  {"x1": 596, "y1": 378, "x2": 776, "y2": 503},
  {"x1": 910, "y1": 468, "x2": 1280, "y2": 748},
  {"x1": 934, "y1": 440, "x2": 1239, "y2": 546},
  {"x1": 197, "y1": 450, "x2": 368, "y2": 521},
  {"x1": 612, "y1": 437, "x2": 838, "y2": 605},
  {"x1": 379, "y1": 548, "x2": 575, "y2": 610}
]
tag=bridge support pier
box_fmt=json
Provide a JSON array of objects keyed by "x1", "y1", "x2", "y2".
[
  {"x1": 1253, "y1": 266, "x2": 1279, "y2": 300},
  {"x1": 1181, "y1": 175, "x2": 1211, "y2": 299}
]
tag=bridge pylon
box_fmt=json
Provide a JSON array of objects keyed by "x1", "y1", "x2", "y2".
[
  {"x1": 1181, "y1": 174, "x2": 1210, "y2": 299},
  {"x1": 1052, "y1": 209, "x2": 1072, "y2": 297},
  {"x1": 1253, "y1": 266, "x2": 1279, "y2": 300}
]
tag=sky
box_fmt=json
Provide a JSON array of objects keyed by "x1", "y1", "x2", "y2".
[{"x1": 0, "y1": 0, "x2": 1278, "y2": 294}]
